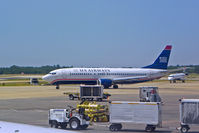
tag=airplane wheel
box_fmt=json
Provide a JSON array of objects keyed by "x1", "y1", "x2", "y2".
[
  {"x1": 113, "y1": 85, "x2": 118, "y2": 89},
  {"x1": 56, "y1": 85, "x2": 60, "y2": 89}
]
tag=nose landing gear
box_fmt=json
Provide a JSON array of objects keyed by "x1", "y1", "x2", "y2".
[{"x1": 56, "y1": 84, "x2": 60, "y2": 89}]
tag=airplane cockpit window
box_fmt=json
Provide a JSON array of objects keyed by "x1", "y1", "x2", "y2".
[{"x1": 49, "y1": 72, "x2": 56, "y2": 75}]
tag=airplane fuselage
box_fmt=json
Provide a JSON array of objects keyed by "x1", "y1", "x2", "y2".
[{"x1": 43, "y1": 68, "x2": 167, "y2": 87}]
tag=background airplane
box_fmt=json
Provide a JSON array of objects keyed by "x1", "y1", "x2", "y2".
[
  {"x1": 168, "y1": 73, "x2": 186, "y2": 83},
  {"x1": 42, "y1": 45, "x2": 172, "y2": 89},
  {"x1": 0, "y1": 121, "x2": 77, "y2": 133}
]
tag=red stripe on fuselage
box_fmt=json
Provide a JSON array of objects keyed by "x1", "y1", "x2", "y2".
[{"x1": 50, "y1": 76, "x2": 162, "y2": 84}]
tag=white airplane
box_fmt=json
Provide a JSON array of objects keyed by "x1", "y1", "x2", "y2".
[
  {"x1": 168, "y1": 73, "x2": 186, "y2": 83},
  {"x1": 0, "y1": 121, "x2": 77, "y2": 133},
  {"x1": 42, "y1": 45, "x2": 172, "y2": 89}
]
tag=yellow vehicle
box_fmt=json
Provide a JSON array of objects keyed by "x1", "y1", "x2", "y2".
[{"x1": 77, "y1": 101, "x2": 109, "y2": 122}]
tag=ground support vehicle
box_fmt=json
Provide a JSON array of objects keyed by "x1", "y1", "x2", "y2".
[
  {"x1": 77, "y1": 101, "x2": 109, "y2": 122},
  {"x1": 109, "y1": 101, "x2": 162, "y2": 132},
  {"x1": 64, "y1": 92, "x2": 111, "y2": 101},
  {"x1": 80, "y1": 85, "x2": 104, "y2": 101},
  {"x1": 178, "y1": 99, "x2": 199, "y2": 133},
  {"x1": 63, "y1": 92, "x2": 80, "y2": 100},
  {"x1": 49, "y1": 106, "x2": 90, "y2": 130},
  {"x1": 139, "y1": 86, "x2": 161, "y2": 102}
]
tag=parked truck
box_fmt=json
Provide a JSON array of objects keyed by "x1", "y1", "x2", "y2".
[
  {"x1": 49, "y1": 106, "x2": 90, "y2": 130},
  {"x1": 139, "y1": 86, "x2": 161, "y2": 102},
  {"x1": 109, "y1": 101, "x2": 162, "y2": 132}
]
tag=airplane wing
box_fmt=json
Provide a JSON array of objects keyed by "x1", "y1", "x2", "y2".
[
  {"x1": 0, "y1": 121, "x2": 77, "y2": 133},
  {"x1": 112, "y1": 76, "x2": 148, "y2": 83}
]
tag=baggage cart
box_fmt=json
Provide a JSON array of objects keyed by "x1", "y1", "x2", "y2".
[
  {"x1": 109, "y1": 101, "x2": 162, "y2": 132},
  {"x1": 179, "y1": 99, "x2": 199, "y2": 133},
  {"x1": 80, "y1": 85, "x2": 103, "y2": 101}
]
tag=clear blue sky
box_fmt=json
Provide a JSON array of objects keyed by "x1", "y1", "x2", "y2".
[{"x1": 0, "y1": 0, "x2": 199, "y2": 67}]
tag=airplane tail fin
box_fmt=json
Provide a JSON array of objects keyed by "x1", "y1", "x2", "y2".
[{"x1": 143, "y1": 45, "x2": 172, "y2": 69}]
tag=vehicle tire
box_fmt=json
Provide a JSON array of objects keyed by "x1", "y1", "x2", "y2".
[
  {"x1": 81, "y1": 98, "x2": 85, "y2": 102},
  {"x1": 106, "y1": 115, "x2": 110, "y2": 122},
  {"x1": 97, "y1": 98, "x2": 102, "y2": 102},
  {"x1": 145, "y1": 125, "x2": 153, "y2": 132},
  {"x1": 69, "y1": 118, "x2": 80, "y2": 130},
  {"x1": 182, "y1": 80, "x2": 185, "y2": 83},
  {"x1": 51, "y1": 121, "x2": 58, "y2": 128},
  {"x1": 93, "y1": 116, "x2": 99, "y2": 122},
  {"x1": 173, "y1": 80, "x2": 176, "y2": 83},
  {"x1": 103, "y1": 95, "x2": 107, "y2": 99},
  {"x1": 50, "y1": 124, "x2": 53, "y2": 128},
  {"x1": 69, "y1": 95, "x2": 74, "y2": 100},
  {"x1": 181, "y1": 126, "x2": 189, "y2": 133},
  {"x1": 60, "y1": 124, "x2": 67, "y2": 129},
  {"x1": 151, "y1": 126, "x2": 156, "y2": 131},
  {"x1": 55, "y1": 124, "x2": 58, "y2": 128},
  {"x1": 113, "y1": 84, "x2": 118, "y2": 89},
  {"x1": 117, "y1": 124, "x2": 122, "y2": 130},
  {"x1": 109, "y1": 124, "x2": 118, "y2": 131},
  {"x1": 80, "y1": 125, "x2": 88, "y2": 130}
]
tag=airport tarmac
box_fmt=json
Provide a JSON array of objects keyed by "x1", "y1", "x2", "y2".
[{"x1": 1, "y1": 81, "x2": 199, "y2": 133}]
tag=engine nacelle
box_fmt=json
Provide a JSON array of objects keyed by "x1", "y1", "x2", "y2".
[{"x1": 99, "y1": 79, "x2": 112, "y2": 88}]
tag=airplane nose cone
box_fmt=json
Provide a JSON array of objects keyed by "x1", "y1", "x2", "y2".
[{"x1": 42, "y1": 75, "x2": 49, "y2": 81}]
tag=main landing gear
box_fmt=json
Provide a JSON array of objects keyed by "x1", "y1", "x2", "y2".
[
  {"x1": 113, "y1": 84, "x2": 118, "y2": 89},
  {"x1": 103, "y1": 84, "x2": 119, "y2": 89}
]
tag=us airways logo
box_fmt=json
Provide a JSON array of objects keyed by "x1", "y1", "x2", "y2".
[
  {"x1": 79, "y1": 68, "x2": 111, "y2": 72},
  {"x1": 159, "y1": 57, "x2": 167, "y2": 63}
]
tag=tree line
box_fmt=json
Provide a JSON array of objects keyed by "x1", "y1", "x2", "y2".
[
  {"x1": 0, "y1": 65, "x2": 199, "y2": 74},
  {"x1": 168, "y1": 65, "x2": 199, "y2": 74},
  {"x1": 0, "y1": 65, "x2": 72, "y2": 74}
]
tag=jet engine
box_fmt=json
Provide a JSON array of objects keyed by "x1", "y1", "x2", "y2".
[{"x1": 99, "y1": 79, "x2": 112, "y2": 88}]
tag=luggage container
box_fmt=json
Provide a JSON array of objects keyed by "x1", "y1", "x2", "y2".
[
  {"x1": 179, "y1": 99, "x2": 199, "y2": 133},
  {"x1": 139, "y1": 86, "x2": 161, "y2": 102},
  {"x1": 109, "y1": 101, "x2": 162, "y2": 132},
  {"x1": 80, "y1": 85, "x2": 103, "y2": 101}
]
